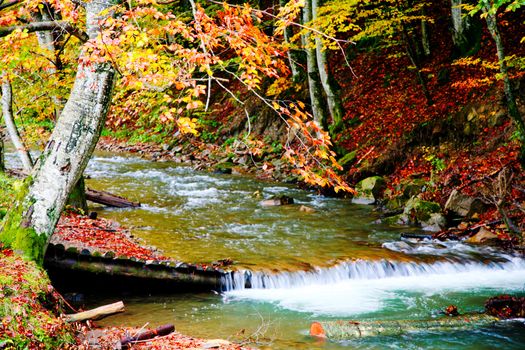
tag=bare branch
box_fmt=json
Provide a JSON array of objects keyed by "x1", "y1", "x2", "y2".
[
  {"x1": 0, "y1": 0, "x2": 21, "y2": 11},
  {"x1": 0, "y1": 20, "x2": 89, "y2": 42}
]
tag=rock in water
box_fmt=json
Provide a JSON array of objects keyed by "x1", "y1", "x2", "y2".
[{"x1": 260, "y1": 195, "x2": 294, "y2": 207}]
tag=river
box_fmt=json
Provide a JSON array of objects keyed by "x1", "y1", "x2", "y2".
[{"x1": 6, "y1": 150, "x2": 525, "y2": 349}]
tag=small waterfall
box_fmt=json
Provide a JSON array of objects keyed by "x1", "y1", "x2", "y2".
[{"x1": 221, "y1": 256, "x2": 525, "y2": 291}]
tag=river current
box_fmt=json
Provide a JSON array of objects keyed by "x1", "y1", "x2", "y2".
[{"x1": 6, "y1": 150, "x2": 525, "y2": 349}]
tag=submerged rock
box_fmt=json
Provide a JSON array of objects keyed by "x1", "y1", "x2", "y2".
[
  {"x1": 260, "y1": 195, "x2": 294, "y2": 206},
  {"x1": 299, "y1": 205, "x2": 316, "y2": 213}
]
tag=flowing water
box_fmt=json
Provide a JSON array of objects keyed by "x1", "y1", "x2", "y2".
[{"x1": 6, "y1": 150, "x2": 525, "y2": 348}]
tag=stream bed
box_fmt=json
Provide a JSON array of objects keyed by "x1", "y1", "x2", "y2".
[{"x1": 8, "y1": 150, "x2": 525, "y2": 349}]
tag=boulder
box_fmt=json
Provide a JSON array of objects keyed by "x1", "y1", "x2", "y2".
[
  {"x1": 355, "y1": 176, "x2": 386, "y2": 202},
  {"x1": 422, "y1": 213, "x2": 447, "y2": 232},
  {"x1": 397, "y1": 178, "x2": 427, "y2": 199},
  {"x1": 404, "y1": 197, "x2": 441, "y2": 222},
  {"x1": 466, "y1": 227, "x2": 498, "y2": 243},
  {"x1": 445, "y1": 189, "x2": 484, "y2": 218}
]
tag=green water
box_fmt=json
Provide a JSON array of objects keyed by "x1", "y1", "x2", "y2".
[{"x1": 76, "y1": 153, "x2": 525, "y2": 348}]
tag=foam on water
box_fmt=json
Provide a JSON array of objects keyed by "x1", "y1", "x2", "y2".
[{"x1": 222, "y1": 257, "x2": 525, "y2": 316}]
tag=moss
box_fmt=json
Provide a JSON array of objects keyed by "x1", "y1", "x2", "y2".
[
  {"x1": 0, "y1": 251, "x2": 75, "y2": 348},
  {"x1": 404, "y1": 197, "x2": 441, "y2": 223},
  {"x1": 0, "y1": 176, "x2": 47, "y2": 265}
]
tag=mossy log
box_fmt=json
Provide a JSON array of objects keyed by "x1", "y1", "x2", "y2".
[{"x1": 310, "y1": 314, "x2": 499, "y2": 340}]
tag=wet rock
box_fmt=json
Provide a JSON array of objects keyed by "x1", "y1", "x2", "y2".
[
  {"x1": 299, "y1": 205, "x2": 316, "y2": 213},
  {"x1": 466, "y1": 227, "x2": 498, "y2": 243},
  {"x1": 403, "y1": 197, "x2": 441, "y2": 223},
  {"x1": 355, "y1": 176, "x2": 386, "y2": 202},
  {"x1": 422, "y1": 213, "x2": 446, "y2": 232},
  {"x1": 397, "y1": 178, "x2": 427, "y2": 199},
  {"x1": 260, "y1": 195, "x2": 294, "y2": 206},
  {"x1": 445, "y1": 189, "x2": 484, "y2": 218}
]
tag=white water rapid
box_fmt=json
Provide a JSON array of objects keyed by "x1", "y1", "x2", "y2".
[{"x1": 222, "y1": 256, "x2": 525, "y2": 316}]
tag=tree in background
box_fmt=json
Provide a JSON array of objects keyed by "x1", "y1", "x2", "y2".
[
  {"x1": 468, "y1": 0, "x2": 525, "y2": 164},
  {"x1": 0, "y1": 0, "x2": 350, "y2": 262}
]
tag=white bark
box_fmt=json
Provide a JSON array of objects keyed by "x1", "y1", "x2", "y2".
[
  {"x1": 311, "y1": 0, "x2": 343, "y2": 130},
  {"x1": 0, "y1": 126, "x2": 4, "y2": 172},
  {"x1": 302, "y1": 0, "x2": 328, "y2": 130},
  {"x1": 1, "y1": 75, "x2": 34, "y2": 171},
  {"x1": 280, "y1": 0, "x2": 301, "y2": 81},
  {"x1": 2, "y1": 0, "x2": 116, "y2": 260}
]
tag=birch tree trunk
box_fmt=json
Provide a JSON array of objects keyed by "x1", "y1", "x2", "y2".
[
  {"x1": 482, "y1": 2, "x2": 525, "y2": 164},
  {"x1": 302, "y1": 0, "x2": 328, "y2": 130},
  {"x1": 311, "y1": 0, "x2": 344, "y2": 134},
  {"x1": 1, "y1": 75, "x2": 34, "y2": 171},
  {"x1": 450, "y1": 0, "x2": 481, "y2": 57},
  {"x1": 32, "y1": 4, "x2": 88, "y2": 211},
  {"x1": 280, "y1": 0, "x2": 301, "y2": 82},
  {"x1": 0, "y1": 0, "x2": 116, "y2": 263},
  {"x1": 0, "y1": 126, "x2": 4, "y2": 173}
]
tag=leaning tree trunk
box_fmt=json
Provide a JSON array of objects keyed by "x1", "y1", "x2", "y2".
[
  {"x1": 482, "y1": 2, "x2": 525, "y2": 164},
  {"x1": 302, "y1": 0, "x2": 328, "y2": 131},
  {"x1": 0, "y1": 0, "x2": 116, "y2": 264},
  {"x1": 33, "y1": 5, "x2": 88, "y2": 211},
  {"x1": 311, "y1": 0, "x2": 344, "y2": 134},
  {"x1": 1, "y1": 74, "x2": 33, "y2": 171}
]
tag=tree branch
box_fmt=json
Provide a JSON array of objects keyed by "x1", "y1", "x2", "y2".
[
  {"x1": 0, "y1": 0, "x2": 21, "y2": 11},
  {"x1": 0, "y1": 21, "x2": 88, "y2": 42}
]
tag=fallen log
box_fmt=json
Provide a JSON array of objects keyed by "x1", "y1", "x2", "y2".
[
  {"x1": 6, "y1": 168, "x2": 139, "y2": 208},
  {"x1": 86, "y1": 188, "x2": 140, "y2": 208},
  {"x1": 120, "y1": 324, "x2": 175, "y2": 348},
  {"x1": 63, "y1": 301, "x2": 125, "y2": 323},
  {"x1": 310, "y1": 314, "x2": 499, "y2": 340}
]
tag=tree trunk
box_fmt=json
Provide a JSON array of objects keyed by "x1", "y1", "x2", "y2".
[
  {"x1": 1, "y1": 74, "x2": 34, "y2": 172},
  {"x1": 310, "y1": 314, "x2": 499, "y2": 340},
  {"x1": 421, "y1": 7, "x2": 431, "y2": 57},
  {"x1": 400, "y1": 24, "x2": 432, "y2": 105},
  {"x1": 450, "y1": 0, "x2": 481, "y2": 57},
  {"x1": 67, "y1": 176, "x2": 88, "y2": 213},
  {"x1": 0, "y1": 0, "x2": 116, "y2": 264},
  {"x1": 302, "y1": 0, "x2": 328, "y2": 130},
  {"x1": 311, "y1": 0, "x2": 344, "y2": 134},
  {"x1": 482, "y1": 2, "x2": 525, "y2": 164},
  {"x1": 280, "y1": 0, "x2": 302, "y2": 82},
  {"x1": 0, "y1": 126, "x2": 4, "y2": 173}
]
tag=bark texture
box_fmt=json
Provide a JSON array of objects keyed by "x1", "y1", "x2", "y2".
[
  {"x1": 311, "y1": 0, "x2": 344, "y2": 133},
  {"x1": 0, "y1": 125, "x2": 4, "y2": 172},
  {"x1": 302, "y1": 0, "x2": 328, "y2": 130},
  {"x1": 280, "y1": 0, "x2": 301, "y2": 81},
  {"x1": 0, "y1": 0, "x2": 116, "y2": 263},
  {"x1": 1, "y1": 75, "x2": 33, "y2": 171},
  {"x1": 450, "y1": 0, "x2": 481, "y2": 56}
]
